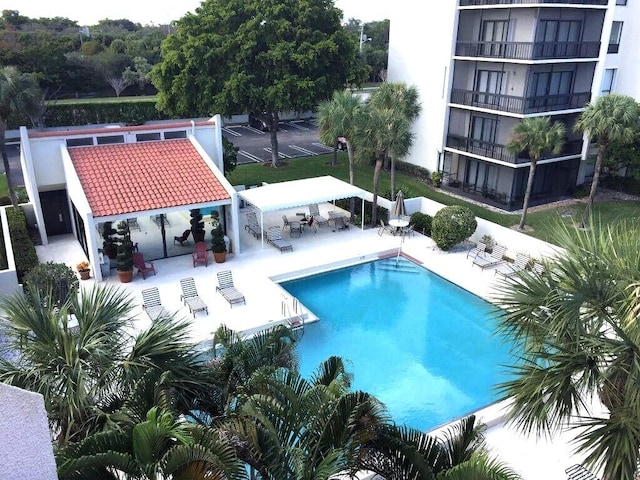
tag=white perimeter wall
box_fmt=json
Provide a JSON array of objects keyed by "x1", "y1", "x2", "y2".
[
  {"x1": 0, "y1": 383, "x2": 58, "y2": 480},
  {"x1": 387, "y1": 1, "x2": 458, "y2": 174}
]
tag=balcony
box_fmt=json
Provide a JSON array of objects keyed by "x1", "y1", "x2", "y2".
[
  {"x1": 450, "y1": 89, "x2": 591, "y2": 114},
  {"x1": 460, "y1": 0, "x2": 607, "y2": 5},
  {"x1": 446, "y1": 134, "x2": 583, "y2": 164},
  {"x1": 454, "y1": 41, "x2": 600, "y2": 60}
]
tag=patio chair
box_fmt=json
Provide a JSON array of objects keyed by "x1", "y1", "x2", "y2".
[
  {"x1": 531, "y1": 260, "x2": 546, "y2": 275},
  {"x1": 127, "y1": 217, "x2": 141, "y2": 231},
  {"x1": 472, "y1": 244, "x2": 507, "y2": 270},
  {"x1": 401, "y1": 224, "x2": 414, "y2": 238},
  {"x1": 141, "y1": 287, "x2": 168, "y2": 321},
  {"x1": 192, "y1": 241, "x2": 209, "y2": 267},
  {"x1": 289, "y1": 220, "x2": 303, "y2": 237},
  {"x1": 378, "y1": 219, "x2": 393, "y2": 236},
  {"x1": 174, "y1": 229, "x2": 191, "y2": 246},
  {"x1": 216, "y1": 270, "x2": 246, "y2": 307},
  {"x1": 245, "y1": 212, "x2": 261, "y2": 239},
  {"x1": 133, "y1": 252, "x2": 156, "y2": 279},
  {"x1": 466, "y1": 241, "x2": 486, "y2": 259},
  {"x1": 565, "y1": 464, "x2": 600, "y2": 480},
  {"x1": 308, "y1": 204, "x2": 329, "y2": 228},
  {"x1": 267, "y1": 226, "x2": 293, "y2": 253},
  {"x1": 494, "y1": 251, "x2": 530, "y2": 278},
  {"x1": 179, "y1": 277, "x2": 208, "y2": 317},
  {"x1": 332, "y1": 215, "x2": 348, "y2": 232},
  {"x1": 282, "y1": 215, "x2": 292, "y2": 231}
]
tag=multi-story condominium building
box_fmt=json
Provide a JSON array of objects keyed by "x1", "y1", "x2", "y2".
[{"x1": 387, "y1": 0, "x2": 636, "y2": 210}]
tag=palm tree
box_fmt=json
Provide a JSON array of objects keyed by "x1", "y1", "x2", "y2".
[
  {"x1": 222, "y1": 356, "x2": 389, "y2": 480},
  {"x1": 368, "y1": 82, "x2": 421, "y2": 200},
  {"x1": 505, "y1": 117, "x2": 565, "y2": 231},
  {"x1": 0, "y1": 66, "x2": 42, "y2": 208},
  {"x1": 356, "y1": 104, "x2": 411, "y2": 227},
  {"x1": 56, "y1": 407, "x2": 246, "y2": 480},
  {"x1": 493, "y1": 219, "x2": 640, "y2": 480},
  {"x1": 317, "y1": 91, "x2": 363, "y2": 217},
  {"x1": 358, "y1": 415, "x2": 520, "y2": 480},
  {"x1": 574, "y1": 93, "x2": 640, "y2": 228},
  {"x1": 0, "y1": 284, "x2": 207, "y2": 448}
]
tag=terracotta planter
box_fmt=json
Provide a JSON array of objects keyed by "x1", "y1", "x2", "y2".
[
  {"x1": 213, "y1": 252, "x2": 226, "y2": 264},
  {"x1": 79, "y1": 269, "x2": 91, "y2": 280},
  {"x1": 117, "y1": 269, "x2": 133, "y2": 283}
]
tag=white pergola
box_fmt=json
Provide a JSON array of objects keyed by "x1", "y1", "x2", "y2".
[{"x1": 237, "y1": 176, "x2": 366, "y2": 248}]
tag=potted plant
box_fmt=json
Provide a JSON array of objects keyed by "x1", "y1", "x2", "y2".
[
  {"x1": 102, "y1": 221, "x2": 118, "y2": 259},
  {"x1": 115, "y1": 221, "x2": 134, "y2": 283},
  {"x1": 190, "y1": 209, "x2": 205, "y2": 242},
  {"x1": 76, "y1": 261, "x2": 91, "y2": 280},
  {"x1": 211, "y1": 221, "x2": 226, "y2": 263}
]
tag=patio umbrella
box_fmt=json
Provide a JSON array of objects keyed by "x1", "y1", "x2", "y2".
[{"x1": 392, "y1": 190, "x2": 406, "y2": 218}]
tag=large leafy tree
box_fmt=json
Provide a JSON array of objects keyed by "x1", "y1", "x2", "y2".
[
  {"x1": 505, "y1": 117, "x2": 565, "y2": 231},
  {"x1": 317, "y1": 90, "x2": 363, "y2": 215},
  {"x1": 494, "y1": 220, "x2": 640, "y2": 480},
  {"x1": 574, "y1": 93, "x2": 640, "y2": 228},
  {"x1": 0, "y1": 284, "x2": 208, "y2": 448},
  {"x1": 369, "y1": 82, "x2": 421, "y2": 200},
  {"x1": 0, "y1": 66, "x2": 42, "y2": 208},
  {"x1": 152, "y1": 0, "x2": 356, "y2": 168}
]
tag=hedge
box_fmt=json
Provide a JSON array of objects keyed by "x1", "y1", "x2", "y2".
[
  {"x1": 6, "y1": 207, "x2": 39, "y2": 283},
  {"x1": 42, "y1": 100, "x2": 168, "y2": 127}
]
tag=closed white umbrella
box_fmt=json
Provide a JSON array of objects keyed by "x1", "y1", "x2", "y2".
[{"x1": 392, "y1": 190, "x2": 406, "y2": 218}]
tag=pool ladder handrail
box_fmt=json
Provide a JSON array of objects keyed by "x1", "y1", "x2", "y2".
[{"x1": 281, "y1": 295, "x2": 305, "y2": 333}]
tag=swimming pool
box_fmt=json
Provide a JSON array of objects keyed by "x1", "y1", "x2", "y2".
[{"x1": 280, "y1": 257, "x2": 513, "y2": 432}]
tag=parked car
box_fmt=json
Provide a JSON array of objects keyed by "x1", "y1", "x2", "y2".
[{"x1": 248, "y1": 112, "x2": 278, "y2": 132}]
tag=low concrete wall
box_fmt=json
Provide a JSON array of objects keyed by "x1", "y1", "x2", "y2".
[{"x1": 0, "y1": 207, "x2": 20, "y2": 299}]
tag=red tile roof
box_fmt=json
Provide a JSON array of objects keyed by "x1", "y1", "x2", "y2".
[{"x1": 68, "y1": 139, "x2": 230, "y2": 217}]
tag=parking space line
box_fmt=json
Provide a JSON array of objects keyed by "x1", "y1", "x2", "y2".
[
  {"x1": 289, "y1": 145, "x2": 318, "y2": 156},
  {"x1": 222, "y1": 127, "x2": 242, "y2": 137},
  {"x1": 238, "y1": 150, "x2": 263, "y2": 163},
  {"x1": 238, "y1": 125, "x2": 266, "y2": 135},
  {"x1": 264, "y1": 148, "x2": 291, "y2": 159},
  {"x1": 311, "y1": 142, "x2": 334, "y2": 152},
  {"x1": 287, "y1": 122, "x2": 309, "y2": 131}
]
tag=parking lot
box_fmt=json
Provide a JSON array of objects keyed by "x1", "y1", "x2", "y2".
[{"x1": 221, "y1": 118, "x2": 334, "y2": 165}]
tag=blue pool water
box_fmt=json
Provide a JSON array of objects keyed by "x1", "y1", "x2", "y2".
[{"x1": 280, "y1": 258, "x2": 513, "y2": 432}]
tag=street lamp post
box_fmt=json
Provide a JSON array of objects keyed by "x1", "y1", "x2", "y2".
[{"x1": 359, "y1": 25, "x2": 372, "y2": 52}]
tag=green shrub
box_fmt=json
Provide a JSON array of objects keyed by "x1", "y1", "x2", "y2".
[
  {"x1": 24, "y1": 262, "x2": 78, "y2": 305},
  {"x1": 396, "y1": 161, "x2": 430, "y2": 181},
  {"x1": 410, "y1": 212, "x2": 432, "y2": 236},
  {"x1": 43, "y1": 100, "x2": 167, "y2": 127},
  {"x1": 431, "y1": 205, "x2": 477, "y2": 251},
  {"x1": 6, "y1": 207, "x2": 39, "y2": 282},
  {"x1": 431, "y1": 171, "x2": 443, "y2": 187}
]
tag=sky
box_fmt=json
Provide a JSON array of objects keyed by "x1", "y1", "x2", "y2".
[{"x1": 2, "y1": 0, "x2": 392, "y2": 26}]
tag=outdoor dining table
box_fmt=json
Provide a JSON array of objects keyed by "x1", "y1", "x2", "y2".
[{"x1": 388, "y1": 217, "x2": 409, "y2": 235}]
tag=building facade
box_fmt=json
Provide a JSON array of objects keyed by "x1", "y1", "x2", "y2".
[{"x1": 387, "y1": 0, "x2": 636, "y2": 210}]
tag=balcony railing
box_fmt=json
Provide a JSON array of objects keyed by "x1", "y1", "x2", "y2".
[
  {"x1": 446, "y1": 134, "x2": 583, "y2": 164},
  {"x1": 455, "y1": 41, "x2": 600, "y2": 60},
  {"x1": 460, "y1": 0, "x2": 607, "y2": 6},
  {"x1": 450, "y1": 89, "x2": 591, "y2": 114}
]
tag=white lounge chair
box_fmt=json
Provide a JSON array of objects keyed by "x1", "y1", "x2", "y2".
[
  {"x1": 216, "y1": 270, "x2": 246, "y2": 307},
  {"x1": 141, "y1": 287, "x2": 168, "y2": 321},
  {"x1": 466, "y1": 241, "x2": 486, "y2": 259},
  {"x1": 179, "y1": 277, "x2": 208, "y2": 317},
  {"x1": 245, "y1": 212, "x2": 261, "y2": 239},
  {"x1": 309, "y1": 204, "x2": 329, "y2": 228},
  {"x1": 267, "y1": 226, "x2": 293, "y2": 253},
  {"x1": 472, "y1": 244, "x2": 507, "y2": 270},
  {"x1": 494, "y1": 251, "x2": 531, "y2": 278}
]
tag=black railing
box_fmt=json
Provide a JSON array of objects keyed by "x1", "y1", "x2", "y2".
[
  {"x1": 450, "y1": 89, "x2": 591, "y2": 114},
  {"x1": 460, "y1": 0, "x2": 607, "y2": 6},
  {"x1": 455, "y1": 41, "x2": 600, "y2": 59},
  {"x1": 446, "y1": 134, "x2": 583, "y2": 164}
]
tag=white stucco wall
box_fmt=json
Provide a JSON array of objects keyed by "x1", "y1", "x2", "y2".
[
  {"x1": 387, "y1": 1, "x2": 458, "y2": 174},
  {"x1": 0, "y1": 383, "x2": 57, "y2": 480}
]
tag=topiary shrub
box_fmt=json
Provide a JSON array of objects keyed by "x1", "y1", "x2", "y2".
[
  {"x1": 6, "y1": 207, "x2": 39, "y2": 282},
  {"x1": 431, "y1": 205, "x2": 477, "y2": 251},
  {"x1": 190, "y1": 209, "x2": 205, "y2": 242},
  {"x1": 410, "y1": 212, "x2": 432, "y2": 236},
  {"x1": 23, "y1": 262, "x2": 78, "y2": 306}
]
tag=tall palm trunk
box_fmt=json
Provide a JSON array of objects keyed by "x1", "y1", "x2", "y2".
[
  {"x1": 581, "y1": 142, "x2": 606, "y2": 228},
  {"x1": 269, "y1": 112, "x2": 280, "y2": 167},
  {"x1": 390, "y1": 155, "x2": 396, "y2": 201},
  {"x1": 518, "y1": 157, "x2": 537, "y2": 230},
  {"x1": 0, "y1": 121, "x2": 18, "y2": 209},
  {"x1": 371, "y1": 157, "x2": 384, "y2": 227}
]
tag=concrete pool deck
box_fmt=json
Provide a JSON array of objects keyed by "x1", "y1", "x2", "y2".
[{"x1": 35, "y1": 204, "x2": 594, "y2": 479}]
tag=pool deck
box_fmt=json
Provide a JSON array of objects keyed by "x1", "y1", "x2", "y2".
[{"x1": 35, "y1": 204, "x2": 597, "y2": 479}]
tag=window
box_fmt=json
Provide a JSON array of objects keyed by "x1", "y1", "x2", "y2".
[
  {"x1": 535, "y1": 20, "x2": 582, "y2": 57},
  {"x1": 608, "y1": 21, "x2": 623, "y2": 54},
  {"x1": 616, "y1": 0, "x2": 627, "y2": 5},
  {"x1": 66, "y1": 137, "x2": 94, "y2": 147},
  {"x1": 136, "y1": 132, "x2": 161, "y2": 142},
  {"x1": 601, "y1": 68, "x2": 617, "y2": 94},
  {"x1": 163, "y1": 130, "x2": 187, "y2": 140},
  {"x1": 480, "y1": 20, "x2": 509, "y2": 56},
  {"x1": 96, "y1": 135, "x2": 125, "y2": 145},
  {"x1": 474, "y1": 70, "x2": 505, "y2": 107}
]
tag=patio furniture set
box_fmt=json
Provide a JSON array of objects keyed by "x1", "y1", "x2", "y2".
[
  {"x1": 141, "y1": 270, "x2": 246, "y2": 321},
  {"x1": 466, "y1": 240, "x2": 545, "y2": 277},
  {"x1": 378, "y1": 216, "x2": 413, "y2": 237}
]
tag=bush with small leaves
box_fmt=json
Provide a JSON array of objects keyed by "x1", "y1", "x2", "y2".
[
  {"x1": 410, "y1": 212, "x2": 432, "y2": 236},
  {"x1": 23, "y1": 262, "x2": 78, "y2": 306},
  {"x1": 431, "y1": 205, "x2": 477, "y2": 251}
]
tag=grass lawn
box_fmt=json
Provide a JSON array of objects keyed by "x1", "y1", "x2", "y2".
[
  {"x1": 48, "y1": 95, "x2": 157, "y2": 106},
  {"x1": 0, "y1": 175, "x2": 8, "y2": 197},
  {"x1": 227, "y1": 154, "x2": 640, "y2": 246}
]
